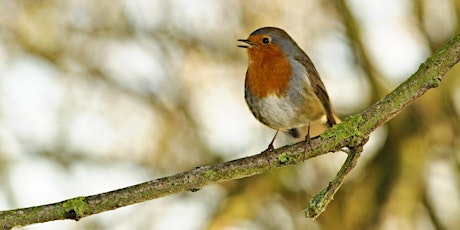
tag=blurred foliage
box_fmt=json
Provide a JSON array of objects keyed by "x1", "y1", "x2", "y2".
[{"x1": 0, "y1": 0, "x2": 459, "y2": 230}]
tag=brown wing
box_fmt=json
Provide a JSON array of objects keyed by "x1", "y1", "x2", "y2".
[{"x1": 296, "y1": 55, "x2": 337, "y2": 127}]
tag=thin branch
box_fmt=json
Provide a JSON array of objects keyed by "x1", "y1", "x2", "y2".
[
  {"x1": 1, "y1": 34, "x2": 459, "y2": 229},
  {"x1": 304, "y1": 143, "x2": 365, "y2": 219}
]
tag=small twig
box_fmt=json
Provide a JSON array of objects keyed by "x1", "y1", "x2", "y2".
[{"x1": 304, "y1": 140, "x2": 366, "y2": 218}]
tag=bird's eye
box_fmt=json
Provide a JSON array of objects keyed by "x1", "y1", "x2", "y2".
[{"x1": 262, "y1": 37, "x2": 271, "y2": 44}]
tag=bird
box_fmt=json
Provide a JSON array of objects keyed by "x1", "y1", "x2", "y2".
[{"x1": 238, "y1": 27, "x2": 339, "y2": 150}]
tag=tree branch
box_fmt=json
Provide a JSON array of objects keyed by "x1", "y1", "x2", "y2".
[
  {"x1": 304, "y1": 143, "x2": 364, "y2": 218},
  {"x1": 1, "y1": 34, "x2": 459, "y2": 229}
]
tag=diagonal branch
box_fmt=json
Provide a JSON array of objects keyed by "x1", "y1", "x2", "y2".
[
  {"x1": 304, "y1": 143, "x2": 365, "y2": 219},
  {"x1": 1, "y1": 34, "x2": 460, "y2": 229}
]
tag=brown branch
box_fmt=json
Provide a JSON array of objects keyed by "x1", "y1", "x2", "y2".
[
  {"x1": 1, "y1": 34, "x2": 460, "y2": 229},
  {"x1": 304, "y1": 143, "x2": 365, "y2": 218}
]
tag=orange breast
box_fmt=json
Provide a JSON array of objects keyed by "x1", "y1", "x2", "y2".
[{"x1": 245, "y1": 44, "x2": 292, "y2": 98}]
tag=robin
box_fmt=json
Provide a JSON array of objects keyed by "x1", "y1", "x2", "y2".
[{"x1": 238, "y1": 27, "x2": 339, "y2": 150}]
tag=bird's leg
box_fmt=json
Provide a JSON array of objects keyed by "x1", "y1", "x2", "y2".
[
  {"x1": 303, "y1": 123, "x2": 312, "y2": 161},
  {"x1": 267, "y1": 129, "x2": 280, "y2": 151},
  {"x1": 262, "y1": 129, "x2": 279, "y2": 166}
]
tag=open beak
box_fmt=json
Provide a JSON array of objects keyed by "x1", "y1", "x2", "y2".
[{"x1": 237, "y1": 39, "x2": 254, "y2": 48}]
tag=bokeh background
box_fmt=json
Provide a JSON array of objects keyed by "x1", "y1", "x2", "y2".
[{"x1": 0, "y1": 0, "x2": 459, "y2": 229}]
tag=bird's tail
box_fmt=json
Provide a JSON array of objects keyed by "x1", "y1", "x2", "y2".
[{"x1": 285, "y1": 113, "x2": 341, "y2": 139}]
